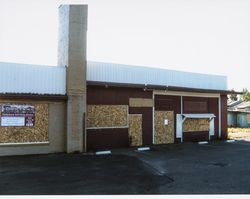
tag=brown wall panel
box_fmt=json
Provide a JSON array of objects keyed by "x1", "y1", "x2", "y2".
[
  {"x1": 183, "y1": 131, "x2": 209, "y2": 142},
  {"x1": 183, "y1": 96, "x2": 209, "y2": 113},
  {"x1": 129, "y1": 107, "x2": 153, "y2": 145},
  {"x1": 87, "y1": 85, "x2": 152, "y2": 105},
  {"x1": 220, "y1": 95, "x2": 228, "y2": 139},
  {"x1": 87, "y1": 128, "x2": 129, "y2": 151},
  {"x1": 87, "y1": 86, "x2": 153, "y2": 150},
  {"x1": 155, "y1": 95, "x2": 181, "y2": 112}
]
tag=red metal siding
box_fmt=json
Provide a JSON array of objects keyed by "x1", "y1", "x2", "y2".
[
  {"x1": 87, "y1": 85, "x2": 153, "y2": 151},
  {"x1": 155, "y1": 95, "x2": 181, "y2": 112},
  {"x1": 87, "y1": 85, "x2": 152, "y2": 105},
  {"x1": 86, "y1": 85, "x2": 226, "y2": 150},
  {"x1": 183, "y1": 96, "x2": 209, "y2": 113},
  {"x1": 183, "y1": 131, "x2": 209, "y2": 142}
]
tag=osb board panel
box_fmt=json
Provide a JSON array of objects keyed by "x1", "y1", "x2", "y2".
[
  {"x1": 87, "y1": 105, "x2": 128, "y2": 128},
  {"x1": 183, "y1": 118, "x2": 210, "y2": 132},
  {"x1": 0, "y1": 104, "x2": 49, "y2": 143},
  {"x1": 129, "y1": 107, "x2": 153, "y2": 145},
  {"x1": 154, "y1": 111, "x2": 174, "y2": 144},
  {"x1": 128, "y1": 114, "x2": 142, "y2": 146},
  {"x1": 129, "y1": 98, "x2": 153, "y2": 107}
]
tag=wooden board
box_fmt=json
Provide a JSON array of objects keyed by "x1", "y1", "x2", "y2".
[
  {"x1": 129, "y1": 107, "x2": 153, "y2": 145},
  {"x1": 154, "y1": 111, "x2": 174, "y2": 144},
  {"x1": 0, "y1": 103, "x2": 49, "y2": 143},
  {"x1": 87, "y1": 105, "x2": 128, "y2": 128},
  {"x1": 129, "y1": 98, "x2": 153, "y2": 107},
  {"x1": 183, "y1": 118, "x2": 210, "y2": 132},
  {"x1": 128, "y1": 114, "x2": 142, "y2": 146}
]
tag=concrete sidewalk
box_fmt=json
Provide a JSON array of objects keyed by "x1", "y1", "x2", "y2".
[{"x1": 0, "y1": 140, "x2": 250, "y2": 194}]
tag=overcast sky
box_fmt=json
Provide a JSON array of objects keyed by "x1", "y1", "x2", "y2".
[{"x1": 0, "y1": 0, "x2": 249, "y2": 91}]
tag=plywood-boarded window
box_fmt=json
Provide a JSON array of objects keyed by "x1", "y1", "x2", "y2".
[
  {"x1": 183, "y1": 118, "x2": 210, "y2": 132},
  {"x1": 154, "y1": 111, "x2": 174, "y2": 144},
  {"x1": 87, "y1": 105, "x2": 128, "y2": 128},
  {"x1": 0, "y1": 103, "x2": 49, "y2": 143},
  {"x1": 128, "y1": 114, "x2": 142, "y2": 146}
]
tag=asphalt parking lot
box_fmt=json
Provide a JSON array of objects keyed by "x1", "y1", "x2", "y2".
[{"x1": 1, "y1": 140, "x2": 250, "y2": 194}]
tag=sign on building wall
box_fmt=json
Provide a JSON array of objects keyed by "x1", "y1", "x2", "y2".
[{"x1": 0, "y1": 105, "x2": 35, "y2": 127}]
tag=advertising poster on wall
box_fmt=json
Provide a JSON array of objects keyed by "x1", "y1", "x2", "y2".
[{"x1": 0, "y1": 104, "x2": 35, "y2": 127}]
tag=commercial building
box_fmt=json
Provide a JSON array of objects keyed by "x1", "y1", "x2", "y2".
[{"x1": 0, "y1": 5, "x2": 232, "y2": 156}]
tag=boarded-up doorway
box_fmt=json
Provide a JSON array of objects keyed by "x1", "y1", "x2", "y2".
[
  {"x1": 154, "y1": 111, "x2": 174, "y2": 144},
  {"x1": 128, "y1": 114, "x2": 142, "y2": 146}
]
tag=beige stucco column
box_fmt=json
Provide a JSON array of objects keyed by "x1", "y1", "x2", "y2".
[{"x1": 58, "y1": 5, "x2": 88, "y2": 153}]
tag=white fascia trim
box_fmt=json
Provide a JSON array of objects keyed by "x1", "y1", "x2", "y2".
[
  {"x1": 181, "y1": 96, "x2": 183, "y2": 114},
  {"x1": 218, "y1": 96, "x2": 221, "y2": 138},
  {"x1": 153, "y1": 90, "x2": 220, "y2": 98},
  {"x1": 0, "y1": 142, "x2": 49, "y2": 146},
  {"x1": 152, "y1": 92, "x2": 155, "y2": 144}
]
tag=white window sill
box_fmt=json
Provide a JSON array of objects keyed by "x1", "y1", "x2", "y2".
[{"x1": 0, "y1": 141, "x2": 49, "y2": 147}]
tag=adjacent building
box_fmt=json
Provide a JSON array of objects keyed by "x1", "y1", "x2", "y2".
[{"x1": 228, "y1": 101, "x2": 250, "y2": 128}]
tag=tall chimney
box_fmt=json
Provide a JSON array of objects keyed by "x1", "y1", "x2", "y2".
[{"x1": 58, "y1": 5, "x2": 88, "y2": 153}]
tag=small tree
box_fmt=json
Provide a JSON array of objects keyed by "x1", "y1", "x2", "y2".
[
  {"x1": 241, "y1": 88, "x2": 250, "y2": 101},
  {"x1": 229, "y1": 89, "x2": 238, "y2": 101}
]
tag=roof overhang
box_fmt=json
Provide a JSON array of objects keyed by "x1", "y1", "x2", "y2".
[
  {"x1": 87, "y1": 81, "x2": 242, "y2": 95},
  {"x1": 228, "y1": 110, "x2": 250, "y2": 113},
  {"x1": 0, "y1": 93, "x2": 68, "y2": 101}
]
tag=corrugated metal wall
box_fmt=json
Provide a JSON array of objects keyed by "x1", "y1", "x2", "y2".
[
  {"x1": 237, "y1": 113, "x2": 250, "y2": 128},
  {"x1": 228, "y1": 112, "x2": 250, "y2": 128},
  {"x1": 0, "y1": 61, "x2": 227, "y2": 95},
  {"x1": 87, "y1": 61, "x2": 227, "y2": 90},
  {"x1": 228, "y1": 112, "x2": 237, "y2": 127},
  {"x1": 0, "y1": 62, "x2": 66, "y2": 95}
]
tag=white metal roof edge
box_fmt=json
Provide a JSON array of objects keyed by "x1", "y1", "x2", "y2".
[
  {"x1": 0, "y1": 62, "x2": 65, "y2": 69},
  {"x1": 87, "y1": 61, "x2": 227, "y2": 79},
  {"x1": 87, "y1": 61, "x2": 227, "y2": 90},
  {"x1": 0, "y1": 62, "x2": 66, "y2": 95}
]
